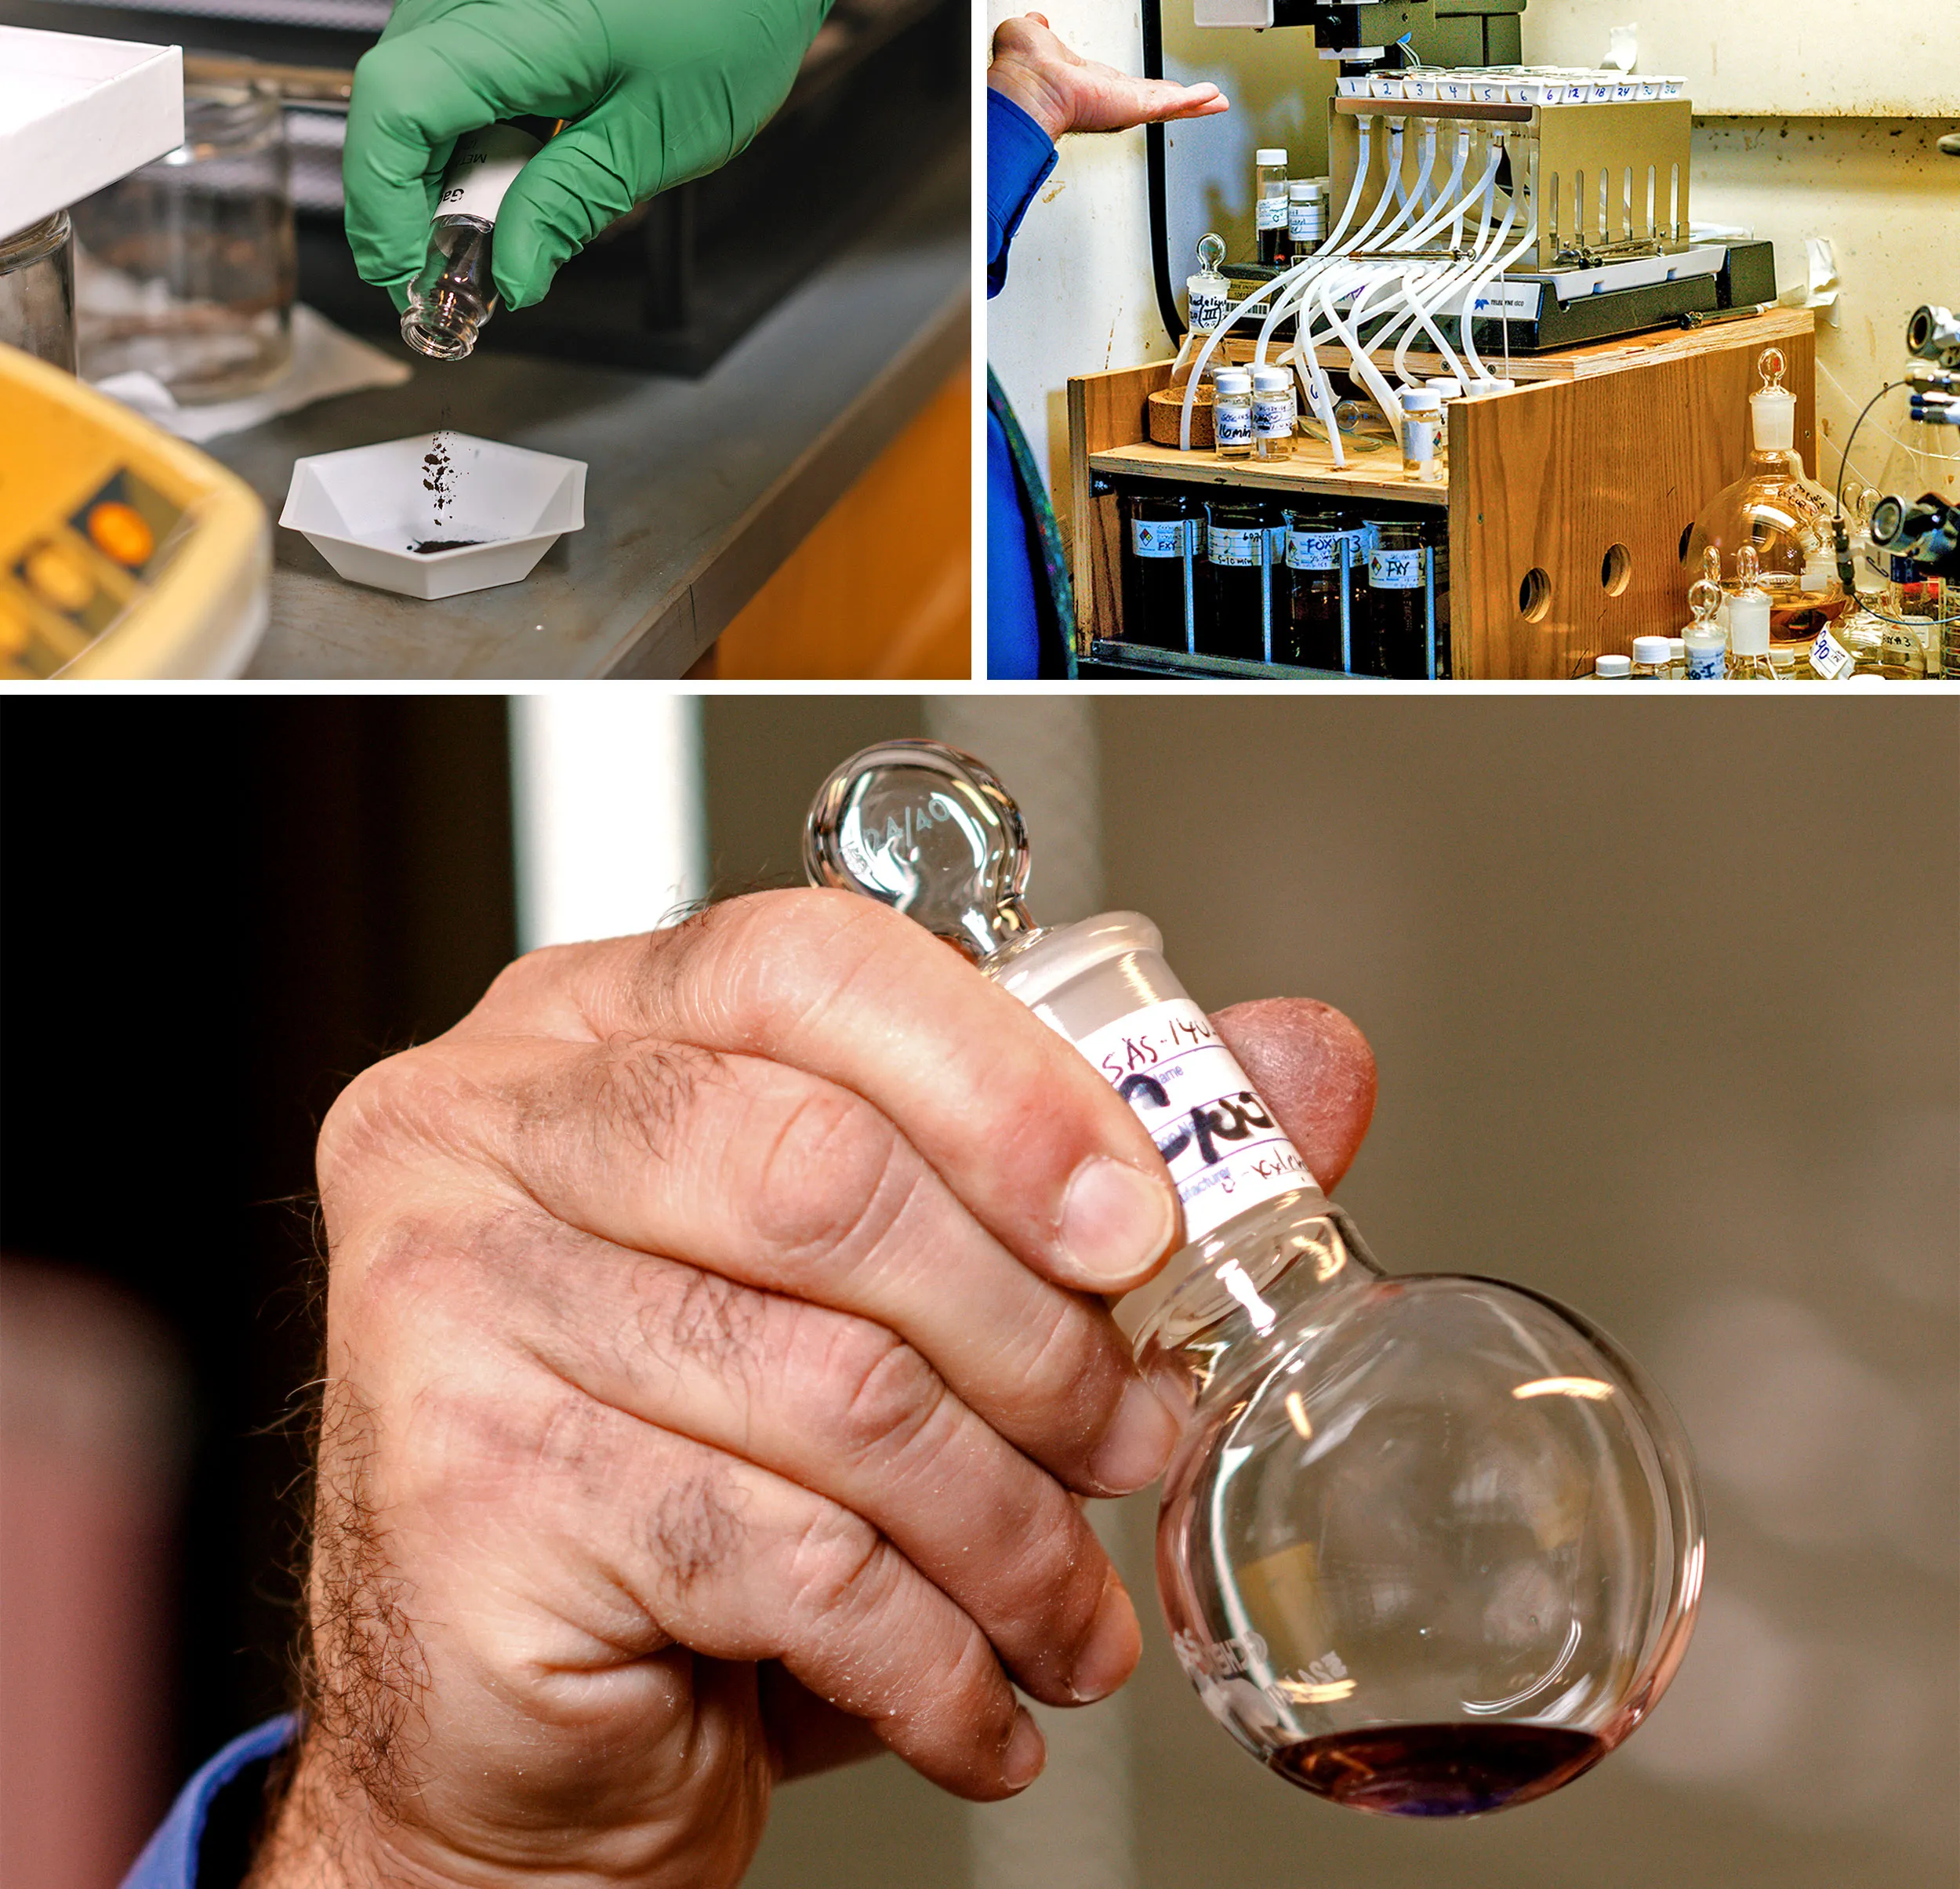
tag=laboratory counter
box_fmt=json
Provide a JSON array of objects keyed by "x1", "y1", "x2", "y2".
[{"x1": 211, "y1": 146, "x2": 966, "y2": 679}]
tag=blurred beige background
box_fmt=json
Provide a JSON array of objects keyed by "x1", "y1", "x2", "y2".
[{"x1": 705, "y1": 696, "x2": 1958, "y2": 1889}]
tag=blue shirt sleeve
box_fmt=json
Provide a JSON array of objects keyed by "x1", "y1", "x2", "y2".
[
  {"x1": 987, "y1": 87, "x2": 1058, "y2": 299},
  {"x1": 121, "y1": 1716, "x2": 299, "y2": 1889}
]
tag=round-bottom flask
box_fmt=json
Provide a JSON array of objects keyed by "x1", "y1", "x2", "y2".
[{"x1": 804, "y1": 742, "x2": 1704, "y2": 1819}]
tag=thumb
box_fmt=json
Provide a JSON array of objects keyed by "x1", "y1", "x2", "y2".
[
  {"x1": 491, "y1": 112, "x2": 641, "y2": 311},
  {"x1": 1210, "y1": 998, "x2": 1377, "y2": 1192}
]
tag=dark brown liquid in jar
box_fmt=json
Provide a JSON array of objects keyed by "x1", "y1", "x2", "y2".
[
  {"x1": 1269, "y1": 1724, "x2": 1606, "y2": 1818},
  {"x1": 1367, "y1": 521, "x2": 1441, "y2": 678},
  {"x1": 1282, "y1": 508, "x2": 1362, "y2": 670},
  {"x1": 1120, "y1": 491, "x2": 1205, "y2": 652},
  {"x1": 1201, "y1": 498, "x2": 1279, "y2": 663}
]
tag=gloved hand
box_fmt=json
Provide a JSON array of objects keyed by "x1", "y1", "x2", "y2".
[{"x1": 343, "y1": 0, "x2": 833, "y2": 311}]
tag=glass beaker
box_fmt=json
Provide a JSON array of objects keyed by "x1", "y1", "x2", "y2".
[
  {"x1": 1121, "y1": 491, "x2": 1205, "y2": 654},
  {"x1": 72, "y1": 83, "x2": 296, "y2": 403},
  {"x1": 0, "y1": 213, "x2": 78, "y2": 372}
]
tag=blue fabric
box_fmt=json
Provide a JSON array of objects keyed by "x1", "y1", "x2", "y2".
[
  {"x1": 122, "y1": 1715, "x2": 298, "y2": 1889},
  {"x1": 986, "y1": 87, "x2": 1058, "y2": 675},
  {"x1": 987, "y1": 405, "x2": 1041, "y2": 677},
  {"x1": 986, "y1": 87, "x2": 1056, "y2": 299}
]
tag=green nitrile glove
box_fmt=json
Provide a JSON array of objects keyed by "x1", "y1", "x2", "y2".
[{"x1": 344, "y1": 0, "x2": 833, "y2": 312}]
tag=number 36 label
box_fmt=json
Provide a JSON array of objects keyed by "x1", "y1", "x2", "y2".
[{"x1": 1066, "y1": 998, "x2": 1319, "y2": 1241}]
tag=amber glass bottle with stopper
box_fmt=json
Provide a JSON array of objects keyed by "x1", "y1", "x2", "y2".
[{"x1": 804, "y1": 741, "x2": 1704, "y2": 1820}]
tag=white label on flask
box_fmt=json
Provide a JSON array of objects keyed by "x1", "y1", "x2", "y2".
[
  {"x1": 1253, "y1": 391, "x2": 1295, "y2": 438},
  {"x1": 1809, "y1": 624, "x2": 1856, "y2": 680},
  {"x1": 1287, "y1": 529, "x2": 1357, "y2": 572},
  {"x1": 1369, "y1": 548, "x2": 1424, "y2": 590},
  {"x1": 437, "y1": 124, "x2": 545, "y2": 221},
  {"x1": 1209, "y1": 525, "x2": 1267, "y2": 567},
  {"x1": 1132, "y1": 518, "x2": 1197, "y2": 558},
  {"x1": 1256, "y1": 196, "x2": 1287, "y2": 231},
  {"x1": 1069, "y1": 999, "x2": 1317, "y2": 1241},
  {"x1": 1683, "y1": 636, "x2": 1725, "y2": 680},
  {"x1": 1215, "y1": 403, "x2": 1254, "y2": 447}
]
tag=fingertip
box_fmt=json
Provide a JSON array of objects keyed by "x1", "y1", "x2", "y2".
[
  {"x1": 1001, "y1": 1706, "x2": 1046, "y2": 1791},
  {"x1": 1211, "y1": 998, "x2": 1377, "y2": 1190}
]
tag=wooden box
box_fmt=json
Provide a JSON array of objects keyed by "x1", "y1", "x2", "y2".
[{"x1": 1066, "y1": 307, "x2": 1817, "y2": 680}]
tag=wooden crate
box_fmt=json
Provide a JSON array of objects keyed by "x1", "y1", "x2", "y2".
[{"x1": 1067, "y1": 307, "x2": 1817, "y2": 680}]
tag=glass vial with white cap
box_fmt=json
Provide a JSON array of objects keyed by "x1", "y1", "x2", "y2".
[
  {"x1": 1255, "y1": 148, "x2": 1290, "y2": 266},
  {"x1": 1251, "y1": 366, "x2": 1295, "y2": 461},
  {"x1": 803, "y1": 740, "x2": 1704, "y2": 1820},
  {"x1": 1630, "y1": 635, "x2": 1673, "y2": 678},
  {"x1": 1286, "y1": 178, "x2": 1327, "y2": 256},
  {"x1": 401, "y1": 115, "x2": 561, "y2": 361},
  {"x1": 1400, "y1": 390, "x2": 1444, "y2": 481},
  {"x1": 1213, "y1": 368, "x2": 1254, "y2": 458}
]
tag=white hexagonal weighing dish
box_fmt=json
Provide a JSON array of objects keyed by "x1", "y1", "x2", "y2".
[{"x1": 279, "y1": 431, "x2": 586, "y2": 600}]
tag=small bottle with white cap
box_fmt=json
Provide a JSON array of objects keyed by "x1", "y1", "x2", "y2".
[
  {"x1": 1630, "y1": 635, "x2": 1672, "y2": 679},
  {"x1": 1724, "y1": 545, "x2": 1778, "y2": 681},
  {"x1": 1401, "y1": 389, "x2": 1445, "y2": 481},
  {"x1": 1214, "y1": 368, "x2": 1254, "y2": 458},
  {"x1": 1667, "y1": 637, "x2": 1688, "y2": 680},
  {"x1": 1592, "y1": 653, "x2": 1632, "y2": 680},
  {"x1": 1255, "y1": 149, "x2": 1290, "y2": 266},
  {"x1": 1252, "y1": 365, "x2": 1296, "y2": 461},
  {"x1": 1286, "y1": 178, "x2": 1327, "y2": 258}
]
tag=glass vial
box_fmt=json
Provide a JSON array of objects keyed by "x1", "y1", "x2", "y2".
[
  {"x1": 1283, "y1": 507, "x2": 1363, "y2": 671},
  {"x1": 0, "y1": 211, "x2": 76, "y2": 373},
  {"x1": 401, "y1": 116, "x2": 557, "y2": 361},
  {"x1": 1630, "y1": 635, "x2": 1672, "y2": 679},
  {"x1": 1287, "y1": 178, "x2": 1327, "y2": 256},
  {"x1": 1121, "y1": 490, "x2": 1206, "y2": 654},
  {"x1": 1400, "y1": 390, "x2": 1444, "y2": 481},
  {"x1": 1367, "y1": 521, "x2": 1435, "y2": 678},
  {"x1": 1255, "y1": 148, "x2": 1289, "y2": 267},
  {"x1": 1214, "y1": 369, "x2": 1254, "y2": 459},
  {"x1": 1593, "y1": 654, "x2": 1632, "y2": 679},
  {"x1": 1251, "y1": 366, "x2": 1295, "y2": 461},
  {"x1": 1202, "y1": 496, "x2": 1280, "y2": 663}
]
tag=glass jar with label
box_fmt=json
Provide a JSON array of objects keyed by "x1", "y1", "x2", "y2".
[
  {"x1": 1367, "y1": 520, "x2": 1447, "y2": 679},
  {"x1": 1120, "y1": 491, "x2": 1206, "y2": 654},
  {"x1": 1214, "y1": 370, "x2": 1254, "y2": 459},
  {"x1": 1282, "y1": 507, "x2": 1363, "y2": 672},
  {"x1": 1252, "y1": 367, "x2": 1295, "y2": 462},
  {"x1": 1203, "y1": 497, "x2": 1281, "y2": 663},
  {"x1": 1255, "y1": 148, "x2": 1290, "y2": 266}
]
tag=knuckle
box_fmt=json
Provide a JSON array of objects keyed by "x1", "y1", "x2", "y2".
[
  {"x1": 638, "y1": 1261, "x2": 771, "y2": 1391},
  {"x1": 748, "y1": 1084, "x2": 914, "y2": 1265},
  {"x1": 783, "y1": 1501, "x2": 891, "y2": 1633},
  {"x1": 644, "y1": 1462, "x2": 750, "y2": 1598},
  {"x1": 587, "y1": 1037, "x2": 724, "y2": 1164},
  {"x1": 818, "y1": 1322, "x2": 950, "y2": 1471},
  {"x1": 316, "y1": 1048, "x2": 456, "y2": 1208}
]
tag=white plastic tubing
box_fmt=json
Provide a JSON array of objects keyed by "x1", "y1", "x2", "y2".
[{"x1": 1177, "y1": 112, "x2": 1538, "y2": 463}]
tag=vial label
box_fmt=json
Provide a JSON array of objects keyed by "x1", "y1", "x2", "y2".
[
  {"x1": 1069, "y1": 998, "x2": 1319, "y2": 1241},
  {"x1": 1256, "y1": 198, "x2": 1287, "y2": 231},
  {"x1": 437, "y1": 124, "x2": 545, "y2": 222},
  {"x1": 1209, "y1": 525, "x2": 1268, "y2": 568},
  {"x1": 1808, "y1": 624, "x2": 1856, "y2": 680},
  {"x1": 1683, "y1": 640, "x2": 1725, "y2": 681},
  {"x1": 1215, "y1": 405, "x2": 1254, "y2": 448},
  {"x1": 1132, "y1": 518, "x2": 1199, "y2": 558},
  {"x1": 1288, "y1": 206, "x2": 1325, "y2": 242},
  {"x1": 1188, "y1": 290, "x2": 1229, "y2": 332},
  {"x1": 1253, "y1": 393, "x2": 1295, "y2": 438},
  {"x1": 1402, "y1": 420, "x2": 1435, "y2": 467},
  {"x1": 1369, "y1": 548, "x2": 1425, "y2": 590}
]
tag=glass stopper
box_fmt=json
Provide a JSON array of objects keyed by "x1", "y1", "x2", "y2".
[
  {"x1": 1757, "y1": 346, "x2": 1786, "y2": 393},
  {"x1": 1735, "y1": 541, "x2": 1762, "y2": 589},
  {"x1": 1688, "y1": 569, "x2": 1722, "y2": 623},
  {"x1": 1196, "y1": 231, "x2": 1226, "y2": 274},
  {"x1": 803, "y1": 739, "x2": 1034, "y2": 961}
]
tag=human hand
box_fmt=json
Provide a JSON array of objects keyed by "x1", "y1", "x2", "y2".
[
  {"x1": 247, "y1": 892, "x2": 1374, "y2": 1889},
  {"x1": 343, "y1": 0, "x2": 831, "y2": 312},
  {"x1": 987, "y1": 13, "x2": 1229, "y2": 142}
]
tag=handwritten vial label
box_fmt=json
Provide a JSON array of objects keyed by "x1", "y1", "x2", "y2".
[
  {"x1": 1369, "y1": 548, "x2": 1425, "y2": 590},
  {"x1": 1209, "y1": 525, "x2": 1268, "y2": 569},
  {"x1": 1256, "y1": 197, "x2": 1287, "y2": 231},
  {"x1": 1215, "y1": 404, "x2": 1254, "y2": 448},
  {"x1": 1069, "y1": 998, "x2": 1318, "y2": 1241},
  {"x1": 1288, "y1": 205, "x2": 1325, "y2": 243},
  {"x1": 1188, "y1": 289, "x2": 1229, "y2": 332},
  {"x1": 1683, "y1": 638, "x2": 1725, "y2": 681},
  {"x1": 1287, "y1": 529, "x2": 1360, "y2": 572},
  {"x1": 1809, "y1": 624, "x2": 1856, "y2": 680},
  {"x1": 1253, "y1": 392, "x2": 1296, "y2": 438},
  {"x1": 1132, "y1": 518, "x2": 1199, "y2": 558},
  {"x1": 437, "y1": 124, "x2": 544, "y2": 222}
]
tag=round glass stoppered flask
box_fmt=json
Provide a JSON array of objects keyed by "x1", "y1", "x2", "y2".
[{"x1": 804, "y1": 740, "x2": 1704, "y2": 1820}]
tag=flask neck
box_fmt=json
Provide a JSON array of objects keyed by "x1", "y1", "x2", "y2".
[{"x1": 1132, "y1": 1192, "x2": 1385, "y2": 1424}]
